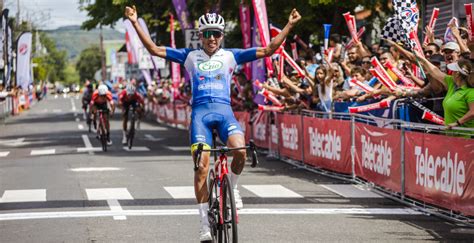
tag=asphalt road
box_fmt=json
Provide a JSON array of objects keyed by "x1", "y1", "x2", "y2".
[{"x1": 0, "y1": 94, "x2": 473, "y2": 242}]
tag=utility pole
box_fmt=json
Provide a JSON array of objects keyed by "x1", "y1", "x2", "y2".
[
  {"x1": 16, "y1": 0, "x2": 20, "y2": 28},
  {"x1": 99, "y1": 25, "x2": 106, "y2": 81}
]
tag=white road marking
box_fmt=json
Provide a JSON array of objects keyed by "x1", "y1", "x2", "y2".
[
  {"x1": 0, "y1": 208, "x2": 422, "y2": 221},
  {"x1": 150, "y1": 126, "x2": 168, "y2": 131},
  {"x1": 123, "y1": 146, "x2": 150, "y2": 152},
  {"x1": 70, "y1": 98, "x2": 77, "y2": 112},
  {"x1": 0, "y1": 138, "x2": 26, "y2": 147},
  {"x1": 0, "y1": 151, "x2": 10, "y2": 157},
  {"x1": 107, "y1": 199, "x2": 127, "y2": 220},
  {"x1": 320, "y1": 184, "x2": 383, "y2": 198},
  {"x1": 53, "y1": 109, "x2": 62, "y2": 113},
  {"x1": 85, "y1": 188, "x2": 133, "y2": 201},
  {"x1": 76, "y1": 147, "x2": 102, "y2": 153},
  {"x1": 164, "y1": 186, "x2": 195, "y2": 199},
  {"x1": 0, "y1": 189, "x2": 47, "y2": 203},
  {"x1": 166, "y1": 146, "x2": 189, "y2": 152},
  {"x1": 81, "y1": 135, "x2": 94, "y2": 155},
  {"x1": 30, "y1": 149, "x2": 56, "y2": 156},
  {"x1": 70, "y1": 167, "x2": 123, "y2": 172},
  {"x1": 78, "y1": 124, "x2": 84, "y2": 130},
  {"x1": 243, "y1": 185, "x2": 303, "y2": 198},
  {"x1": 144, "y1": 134, "x2": 164, "y2": 142}
]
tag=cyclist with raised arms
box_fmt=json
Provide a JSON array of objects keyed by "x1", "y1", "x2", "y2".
[
  {"x1": 118, "y1": 83, "x2": 145, "y2": 144},
  {"x1": 125, "y1": 5, "x2": 301, "y2": 241}
]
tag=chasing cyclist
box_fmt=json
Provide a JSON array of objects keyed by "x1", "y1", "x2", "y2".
[
  {"x1": 82, "y1": 80, "x2": 94, "y2": 127},
  {"x1": 90, "y1": 84, "x2": 115, "y2": 145},
  {"x1": 125, "y1": 5, "x2": 301, "y2": 241},
  {"x1": 118, "y1": 83, "x2": 145, "y2": 144}
]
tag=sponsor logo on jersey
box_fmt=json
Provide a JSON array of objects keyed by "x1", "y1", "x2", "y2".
[
  {"x1": 198, "y1": 60, "x2": 223, "y2": 72},
  {"x1": 199, "y1": 76, "x2": 205, "y2": 81},
  {"x1": 198, "y1": 83, "x2": 224, "y2": 90}
]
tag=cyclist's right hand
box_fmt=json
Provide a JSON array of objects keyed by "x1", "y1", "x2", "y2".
[{"x1": 124, "y1": 5, "x2": 138, "y2": 23}]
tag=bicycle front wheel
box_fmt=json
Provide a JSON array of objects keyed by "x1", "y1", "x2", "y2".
[
  {"x1": 219, "y1": 174, "x2": 238, "y2": 243},
  {"x1": 99, "y1": 123, "x2": 107, "y2": 152},
  {"x1": 128, "y1": 114, "x2": 135, "y2": 149},
  {"x1": 207, "y1": 169, "x2": 221, "y2": 242}
]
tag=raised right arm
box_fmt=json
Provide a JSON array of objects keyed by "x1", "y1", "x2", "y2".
[{"x1": 125, "y1": 6, "x2": 167, "y2": 58}]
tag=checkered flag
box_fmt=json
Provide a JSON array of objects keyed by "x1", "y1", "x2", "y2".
[{"x1": 381, "y1": 16, "x2": 407, "y2": 44}]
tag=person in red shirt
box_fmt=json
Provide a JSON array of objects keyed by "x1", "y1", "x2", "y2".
[
  {"x1": 90, "y1": 84, "x2": 115, "y2": 145},
  {"x1": 118, "y1": 83, "x2": 145, "y2": 144}
]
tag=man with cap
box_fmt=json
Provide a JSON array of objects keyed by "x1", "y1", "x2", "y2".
[{"x1": 442, "y1": 42, "x2": 460, "y2": 68}]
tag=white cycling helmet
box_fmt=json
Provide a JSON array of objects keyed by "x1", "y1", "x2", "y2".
[
  {"x1": 198, "y1": 13, "x2": 225, "y2": 31},
  {"x1": 98, "y1": 84, "x2": 108, "y2": 95},
  {"x1": 126, "y1": 83, "x2": 136, "y2": 95}
]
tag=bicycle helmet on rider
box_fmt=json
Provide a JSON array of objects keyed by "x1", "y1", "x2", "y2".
[
  {"x1": 125, "y1": 83, "x2": 136, "y2": 96},
  {"x1": 198, "y1": 13, "x2": 225, "y2": 31},
  {"x1": 98, "y1": 84, "x2": 108, "y2": 95}
]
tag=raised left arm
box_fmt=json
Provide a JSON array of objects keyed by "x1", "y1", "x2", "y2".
[{"x1": 256, "y1": 9, "x2": 301, "y2": 58}]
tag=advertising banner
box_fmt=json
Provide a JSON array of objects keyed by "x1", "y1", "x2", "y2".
[
  {"x1": 404, "y1": 131, "x2": 474, "y2": 216},
  {"x1": 16, "y1": 32, "x2": 32, "y2": 90},
  {"x1": 235, "y1": 111, "x2": 251, "y2": 143},
  {"x1": 355, "y1": 123, "x2": 402, "y2": 192},
  {"x1": 252, "y1": 111, "x2": 269, "y2": 148},
  {"x1": 303, "y1": 117, "x2": 352, "y2": 174},
  {"x1": 278, "y1": 113, "x2": 302, "y2": 161}
]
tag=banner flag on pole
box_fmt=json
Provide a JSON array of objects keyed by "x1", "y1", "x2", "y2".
[
  {"x1": 252, "y1": 0, "x2": 274, "y2": 76},
  {"x1": 16, "y1": 32, "x2": 33, "y2": 90},
  {"x1": 172, "y1": 0, "x2": 193, "y2": 32},
  {"x1": 239, "y1": 4, "x2": 252, "y2": 80}
]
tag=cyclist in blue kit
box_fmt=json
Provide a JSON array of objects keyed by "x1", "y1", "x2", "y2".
[{"x1": 125, "y1": 5, "x2": 301, "y2": 241}]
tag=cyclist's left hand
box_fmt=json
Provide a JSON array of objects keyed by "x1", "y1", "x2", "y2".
[{"x1": 288, "y1": 9, "x2": 301, "y2": 27}]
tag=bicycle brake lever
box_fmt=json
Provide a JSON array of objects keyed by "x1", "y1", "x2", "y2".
[{"x1": 194, "y1": 143, "x2": 204, "y2": 171}]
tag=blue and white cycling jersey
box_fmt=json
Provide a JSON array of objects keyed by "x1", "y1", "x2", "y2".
[{"x1": 166, "y1": 47, "x2": 258, "y2": 107}]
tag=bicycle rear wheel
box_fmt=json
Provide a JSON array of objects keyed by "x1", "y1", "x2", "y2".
[
  {"x1": 219, "y1": 174, "x2": 238, "y2": 243},
  {"x1": 207, "y1": 169, "x2": 221, "y2": 242}
]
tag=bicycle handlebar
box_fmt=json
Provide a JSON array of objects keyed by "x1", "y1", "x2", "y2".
[{"x1": 193, "y1": 140, "x2": 259, "y2": 171}]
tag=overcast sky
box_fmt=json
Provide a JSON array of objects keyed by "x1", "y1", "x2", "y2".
[{"x1": 4, "y1": 0, "x2": 124, "y2": 31}]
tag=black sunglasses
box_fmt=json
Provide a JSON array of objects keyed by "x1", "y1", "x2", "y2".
[
  {"x1": 202, "y1": 30, "x2": 223, "y2": 39},
  {"x1": 424, "y1": 50, "x2": 434, "y2": 55}
]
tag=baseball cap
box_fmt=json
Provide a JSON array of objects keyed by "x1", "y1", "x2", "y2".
[
  {"x1": 442, "y1": 42, "x2": 460, "y2": 52},
  {"x1": 447, "y1": 59, "x2": 471, "y2": 76}
]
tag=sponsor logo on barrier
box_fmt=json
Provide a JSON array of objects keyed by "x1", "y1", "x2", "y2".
[
  {"x1": 308, "y1": 128, "x2": 341, "y2": 160},
  {"x1": 281, "y1": 123, "x2": 298, "y2": 150},
  {"x1": 271, "y1": 124, "x2": 278, "y2": 144},
  {"x1": 253, "y1": 122, "x2": 266, "y2": 141},
  {"x1": 415, "y1": 146, "x2": 465, "y2": 196},
  {"x1": 361, "y1": 135, "x2": 392, "y2": 176},
  {"x1": 176, "y1": 108, "x2": 186, "y2": 122}
]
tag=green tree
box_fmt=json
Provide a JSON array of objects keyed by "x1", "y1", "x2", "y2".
[
  {"x1": 76, "y1": 45, "x2": 102, "y2": 82},
  {"x1": 79, "y1": 0, "x2": 398, "y2": 49},
  {"x1": 31, "y1": 33, "x2": 68, "y2": 83}
]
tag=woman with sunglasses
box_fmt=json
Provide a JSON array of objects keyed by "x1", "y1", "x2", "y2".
[{"x1": 125, "y1": 5, "x2": 301, "y2": 241}]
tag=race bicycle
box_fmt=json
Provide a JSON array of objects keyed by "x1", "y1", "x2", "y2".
[
  {"x1": 96, "y1": 109, "x2": 109, "y2": 152},
  {"x1": 126, "y1": 106, "x2": 137, "y2": 149},
  {"x1": 194, "y1": 133, "x2": 259, "y2": 243}
]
